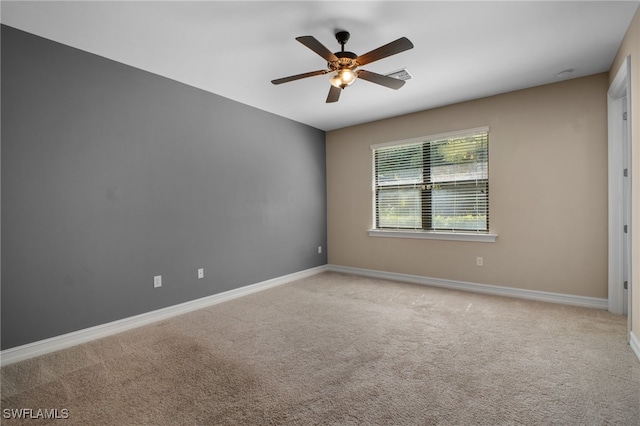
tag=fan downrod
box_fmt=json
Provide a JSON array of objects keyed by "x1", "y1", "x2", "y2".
[{"x1": 328, "y1": 31, "x2": 357, "y2": 72}]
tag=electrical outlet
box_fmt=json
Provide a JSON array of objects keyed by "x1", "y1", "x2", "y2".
[
  {"x1": 318, "y1": 246, "x2": 322, "y2": 254},
  {"x1": 154, "y1": 275, "x2": 162, "y2": 288},
  {"x1": 476, "y1": 257, "x2": 484, "y2": 267},
  {"x1": 198, "y1": 268, "x2": 204, "y2": 279}
]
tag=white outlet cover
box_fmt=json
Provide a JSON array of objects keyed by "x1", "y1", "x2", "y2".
[
  {"x1": 198, "y1": 268, "x2": 204, "y2": 279},
  {"x1": 154, "y1": 275, "x2": 162, "y2": 288}
]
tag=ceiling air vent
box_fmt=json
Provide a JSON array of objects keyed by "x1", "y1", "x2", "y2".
[{"x1": 385, "y1": 68, "x2": 412, "y2": 81}]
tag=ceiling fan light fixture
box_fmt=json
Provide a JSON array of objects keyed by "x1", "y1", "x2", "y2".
[
  {"x1": 272, "y1": 31, "x2": 414, "y2": 103},
  {"x1": 329, "y1": 69, "x2": 357, "y2": 88}
]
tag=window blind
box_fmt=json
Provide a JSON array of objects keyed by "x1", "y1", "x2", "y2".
[{"x1": 373, "y1": 130, "x2": 489, "y2": 232}]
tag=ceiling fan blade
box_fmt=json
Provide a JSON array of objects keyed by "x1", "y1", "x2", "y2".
[
  {"x1": 296, "y1": 36, "x2": 339, "y2": 62},
  {"x1": 271, "y1": 70, "x2": 329, "y2": 85},
  {"x1": 326, "y1": 85, "x2": 341, "y2": 103},
  {"x1": 356, "y1": 37, "x2": 414, "y2": 66},
  {"x1": 358, "y1": 70, "x2": 406, "y2": 90}
]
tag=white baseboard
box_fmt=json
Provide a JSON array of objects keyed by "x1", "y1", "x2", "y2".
[
  {"x1": 0, "y1": 265, "x2": 329, "y2": 366},
  {"x1": 630, "y1": 331, "x2": 640, "y2": 363},
  {"x1": 1, "y1": 264, "x2": 619, "y2": 366},
  {"x1": 328, "y1": 264, "x2": 609, "y2": 309}
]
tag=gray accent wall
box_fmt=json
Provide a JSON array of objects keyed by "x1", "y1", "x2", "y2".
[{"x1": 1, "y1": 25, "x2": 327, "y2": 350}]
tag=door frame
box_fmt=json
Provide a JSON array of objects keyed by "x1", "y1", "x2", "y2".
[{"x1": 607, "y1": 56, "x2": 632, "y2": 337}]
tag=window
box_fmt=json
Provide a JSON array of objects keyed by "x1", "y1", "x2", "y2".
[{"x1": 371, "y1": 127, "x2": 494, "y2": 241}]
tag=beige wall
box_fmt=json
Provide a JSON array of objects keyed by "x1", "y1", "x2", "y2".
[
  {"x1": 610, "y1": 8, "x2": 640, "y2": 337},
  {"x1": 327, "y1": 73, "x2": 609, "y2": 299}
]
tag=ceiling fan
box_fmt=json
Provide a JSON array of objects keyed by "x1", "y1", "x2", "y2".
[{"x1": 271, "y1": 31, "x2": 414, "y2": 103}]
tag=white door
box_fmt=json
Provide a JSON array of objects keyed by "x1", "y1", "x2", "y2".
[{"x1": 622, "y1": 96, "x2": 630, "y2": 319}]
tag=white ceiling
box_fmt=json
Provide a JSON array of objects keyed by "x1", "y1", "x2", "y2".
[{"x1": 2, "y1": 1, "x2": 638, "y2": 131}]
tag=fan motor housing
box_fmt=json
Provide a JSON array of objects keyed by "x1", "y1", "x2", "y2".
[{"x1": 328, "y1": 51, "x2": 359, "y2": 71}]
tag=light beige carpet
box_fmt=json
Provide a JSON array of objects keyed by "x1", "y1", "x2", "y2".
[{"x1": 1, "y1": 271, "x2": 639, "y2": 425}]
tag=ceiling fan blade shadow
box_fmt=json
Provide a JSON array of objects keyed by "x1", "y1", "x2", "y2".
[
  {"x1": 271, "y1": 70, "x2": 329, "y2": 85},
  {"x1": 358, "y1": 70, "x2": 406, "y2": 90},
  {"x1": 357, "y1": 37, "x2": 414, "y2": 66},
  {"x1": 326, "y1": 85, "x2": 341, "y2": 103},
  {"x1": 296, "y1": 36, "x2": 339, "y2": 62}
]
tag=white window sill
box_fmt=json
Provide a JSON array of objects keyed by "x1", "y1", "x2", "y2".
[{"x1": 368, "y1": 229, "x2": 497, "y2": 243}]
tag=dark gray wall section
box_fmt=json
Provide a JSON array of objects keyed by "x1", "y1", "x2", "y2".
[{"x1": 1, "y1": 25, "x2": 327, "y2": 350}]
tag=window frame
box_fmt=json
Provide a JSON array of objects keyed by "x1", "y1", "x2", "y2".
[{"x1": 369, "y1": 127, "x2": 497, "y2": 243}]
